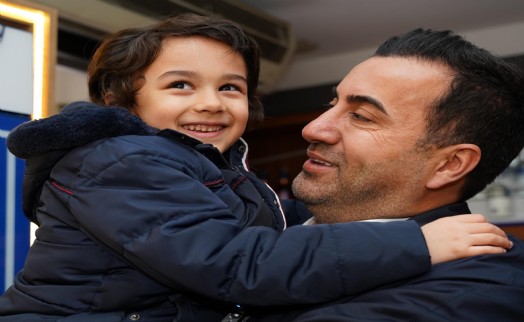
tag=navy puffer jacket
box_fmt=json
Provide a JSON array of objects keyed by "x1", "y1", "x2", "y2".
[{"x1": 0, "y1": 102, "x2": 431, "y2": 321}]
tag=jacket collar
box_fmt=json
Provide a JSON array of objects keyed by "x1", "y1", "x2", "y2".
[
  {"x1": 223, "y1": 138, "x2": 249, "y2": 170},
  {"x1": 409, "y1": 201, "x2": 471, "y2": 226},
  {"x1": 304, "y1": 201, "x2": 470, "y2": 226},
  {"x1": 157, "y1": 129, "x2": 249, "y2": 171},
  {"x1": 7, "y1": 101, "x2": 157, "y2": 159}
]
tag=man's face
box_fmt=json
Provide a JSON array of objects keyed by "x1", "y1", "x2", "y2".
[{"x1": 292, "y1": 57, "x2": 454, "y2": 223}]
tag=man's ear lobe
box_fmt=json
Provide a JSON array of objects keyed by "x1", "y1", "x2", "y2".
[{"x1": 426, "y1": 144, "x2": 481, "y2": 190}]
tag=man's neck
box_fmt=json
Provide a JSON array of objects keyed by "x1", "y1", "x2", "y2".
[{"x1": 304, "y1": 201, "x2": 469, "y2": 226}]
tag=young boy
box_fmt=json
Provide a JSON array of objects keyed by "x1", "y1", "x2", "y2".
[{"x1": 1, "y1": 14, "x2": 510, "y2": 321}]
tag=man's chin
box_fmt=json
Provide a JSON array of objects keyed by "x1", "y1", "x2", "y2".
[{"x1": 292, "y1": 175, "x2": 331, "y2": 205}]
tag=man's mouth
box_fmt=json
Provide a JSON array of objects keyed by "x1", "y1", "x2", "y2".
[
  {"x1": 310, "y1": 158, "x2": 333, "y2": 167},
  {"x1": 307, "y1": 149, "x2": 335, "y2": 167}
]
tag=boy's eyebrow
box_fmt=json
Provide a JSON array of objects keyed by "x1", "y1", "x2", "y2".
[
  {"x1": 158, "y1": 70, "x2": 195, "y2": 79},
  {"x1": 224, "y1": 74, "x2": 248, "y2": 83},
  {"x1": 158, "y1": 70, "x2": 247, "y2": 83}
]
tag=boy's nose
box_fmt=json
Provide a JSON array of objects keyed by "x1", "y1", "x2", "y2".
[{"x1": 194, "y1": 90, "x2": 224, "y2": 113}]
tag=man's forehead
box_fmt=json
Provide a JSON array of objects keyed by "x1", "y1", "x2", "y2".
[
  {"x1": 345, "y1": 56, "x2": 451, "y2": 81},
  {"x1": 334, "y1": 56, "x2": 453, "y2": 123},
  {"x1": 337, "y1": 57, "x2": 452, "y2": 104}
]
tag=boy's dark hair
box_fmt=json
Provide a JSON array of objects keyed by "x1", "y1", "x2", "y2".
[
  {"x1": 88, "y1": 13, "x2": 263, "y2": 129},
  {"x1": 374, "y1": 28, "x2": 524, "y2": 200}
]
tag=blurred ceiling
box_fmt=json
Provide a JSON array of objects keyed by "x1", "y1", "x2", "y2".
[
  {"x1": 30, "y1": 0, "x2": 524, "y2": 59},
  {"x1": 239, "y1": 0, "x2": 524, "y2": 59},
  {"x1": 19, "y1": 0, "x2": 524, "y2": 101}
]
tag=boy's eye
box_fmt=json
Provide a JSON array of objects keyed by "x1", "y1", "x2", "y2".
[
  {"x1": 219, "y1": 84, "x2": 240, "y2": 91},
  {"x1": 170, "y1": 81, "x2": 192, "y2": 90}
]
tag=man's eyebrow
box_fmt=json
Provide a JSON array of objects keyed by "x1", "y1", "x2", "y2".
[{"x1": 346, "y1": 94, "x2": 388, "y2": 115}]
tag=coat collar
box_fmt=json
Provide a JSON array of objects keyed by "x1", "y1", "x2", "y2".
[
  {"x1": 304, "y1": 202, "x2": 470, "y2": 226},
  {"x1": 7, "y1": 101, "x2": 157, "y2": 159},
  {"x1": 409, "y1": 202, "x2": 471, "y2": 226}
]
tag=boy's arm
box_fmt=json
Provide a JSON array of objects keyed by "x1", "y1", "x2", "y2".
[{"x1": 68, "y1": 144, "x2": 509, "y2": 306}]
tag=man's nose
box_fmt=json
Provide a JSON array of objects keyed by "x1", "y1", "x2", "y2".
[{"x1": 302, "y1": 109, "x2": 341, "y2": 144}]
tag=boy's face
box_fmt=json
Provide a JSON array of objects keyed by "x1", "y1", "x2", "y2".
[{"x1": 134, "y1": 36, "x2": 249, "y2": 152}]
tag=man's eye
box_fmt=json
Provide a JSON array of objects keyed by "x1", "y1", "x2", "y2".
[
  {"x1": 350, "y1": 112, "x2": 371, "y2": 122},
  {"x1": 323, "y1": 97, "x2": 338, "y2": 109}
]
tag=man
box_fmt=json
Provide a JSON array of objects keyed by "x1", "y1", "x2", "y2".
[{"x1": 253, "y1": 28, "x2": 524, "y2": 321}]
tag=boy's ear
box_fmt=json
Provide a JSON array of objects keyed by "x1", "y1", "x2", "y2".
[
  {"x1": 103, "y1": 92, "x2": 116, "y2": 106},
  {"x1": 426, "y1": 144, "x2": 481, "y2": 190}
]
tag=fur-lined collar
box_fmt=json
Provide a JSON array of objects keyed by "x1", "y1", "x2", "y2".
[{"x1": 7, "y1": 101, "x2": 157, "y2": 159}]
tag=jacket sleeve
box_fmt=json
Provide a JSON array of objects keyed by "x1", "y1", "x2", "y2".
[
  {"x1": 64, "y1": 140, "x2": 430, "y2": 306},
  {"x1": 287, "y1": 243, "x2": 524, "y2": 322}
]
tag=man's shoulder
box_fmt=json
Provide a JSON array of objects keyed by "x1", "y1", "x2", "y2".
[{"x1": 288, "y1": 244, "x2": 524, "y2": 321}]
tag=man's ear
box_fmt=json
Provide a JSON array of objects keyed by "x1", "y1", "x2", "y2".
[{"x1": 426, "y1": 144, "x2": 481, "y2": 190}]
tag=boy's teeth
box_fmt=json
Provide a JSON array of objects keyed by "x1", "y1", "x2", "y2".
[{"x1": 185, "y1": 125, "x2": 221, "y2": 132}]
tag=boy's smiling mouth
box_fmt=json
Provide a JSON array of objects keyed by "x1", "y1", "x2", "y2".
[{"x1": 182, "y1": 124, "x2": 223, "y2": 132}]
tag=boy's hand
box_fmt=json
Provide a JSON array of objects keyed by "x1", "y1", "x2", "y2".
[{"x1": 421, "y1": 214, "x2": 513, "y2": 265}]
